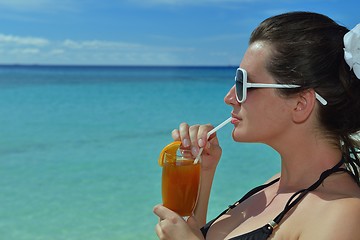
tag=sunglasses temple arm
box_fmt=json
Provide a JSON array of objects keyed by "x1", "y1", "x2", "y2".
[{"x1": 315, "y1": 93, "x2": 328, "y2": 105}]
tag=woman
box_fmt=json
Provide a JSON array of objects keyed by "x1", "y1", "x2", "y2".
[{"x1": 154, "y1": 12, "x2": 360, "y2": 240}]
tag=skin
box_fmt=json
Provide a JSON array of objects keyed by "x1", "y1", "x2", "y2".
[{"x1": 153, "y1": 41, "x2": 360, "y2": 240}]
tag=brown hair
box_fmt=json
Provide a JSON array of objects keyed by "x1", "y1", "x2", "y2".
[{"x1": 250, "y1": 11, "x2": 360, "y2": 184}]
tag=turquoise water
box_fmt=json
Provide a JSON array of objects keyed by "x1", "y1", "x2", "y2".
[{"x1": 0, "y1": 66, "x2": 280, "y2": 239}]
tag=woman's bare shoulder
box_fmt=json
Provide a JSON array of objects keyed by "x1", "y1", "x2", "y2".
[{"x1": 301, "y1": 194, "x2": 360, "y2": 240}]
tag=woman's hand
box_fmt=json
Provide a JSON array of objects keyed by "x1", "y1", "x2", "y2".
[
  {"x1": 172, "y1": 122, "x2": 222, "y2": 172},
  {"x1": 154, "y1": 204, "x2": 204, "y2": 240},
  {"x1": 162, "y1": 122, "x2": 223, "y2": 228}
]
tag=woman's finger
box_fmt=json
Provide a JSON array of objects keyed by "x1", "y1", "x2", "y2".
[
  {"x1": 153, "y1": 204, "x2": 179, "y2": 222},
  {"x1": 154, "y1": 221, "x2": 163, "y2": 238},
  {"x1": 189, "y1": 124, "x2": 200, "y2": 156},
  {"x1": 179, "y1": 122, "x2": 191, "y2": 148},
  {"x1": 197, "y1": 124, "x2": 214, "y2": 147},
  {"x1": 171, "y1": 129, "x2": 180, "y2": 141},
  {"x1": 153, "y1": 204, "x2": 167, "y2": 220}
]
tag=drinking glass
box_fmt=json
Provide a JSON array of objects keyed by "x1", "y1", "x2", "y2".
[{"x1": 161, "y1": 152, "x2": 201, "y2": 217}]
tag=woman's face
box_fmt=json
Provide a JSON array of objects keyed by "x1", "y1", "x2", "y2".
[{"x1": 224, "y1": 42, "x2": 294, "y2": 145}]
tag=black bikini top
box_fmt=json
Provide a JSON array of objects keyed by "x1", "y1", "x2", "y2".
[{"x1": 201, "y1": 159, "x2": 349, "y2": 240}]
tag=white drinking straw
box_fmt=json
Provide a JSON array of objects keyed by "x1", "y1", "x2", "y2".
[{"x1": 194, "y1": 117, "x2": 232, "y2": 164}]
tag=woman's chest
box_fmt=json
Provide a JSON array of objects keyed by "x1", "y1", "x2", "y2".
[{"x1": 206, "y1": 190, "x2": 317, "y2": 240}]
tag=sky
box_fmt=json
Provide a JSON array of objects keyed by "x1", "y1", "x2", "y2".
[{"x1": 0, "y1": 0, "x2": 359, "y2": 66}]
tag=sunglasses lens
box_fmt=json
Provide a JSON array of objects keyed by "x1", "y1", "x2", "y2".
[{"x1": 235, "y1": 69, "x2": 244, "y2": 102}]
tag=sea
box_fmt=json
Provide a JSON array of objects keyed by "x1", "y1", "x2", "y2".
[{"x1": 0, "y1": 65, "x2": 280, "y2": 240}]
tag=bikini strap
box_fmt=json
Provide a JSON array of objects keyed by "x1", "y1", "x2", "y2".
[
  {"x1": 228, "y1": 177, "x2": 280, "y2": 212},
  {"x1": 269, "y1": 158, "x2": 348, "y2": 229}
]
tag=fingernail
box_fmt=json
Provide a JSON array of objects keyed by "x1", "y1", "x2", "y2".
[
  {"x1": 191, "y1": 146, "x2": 199, "y2": 156},
  {"x1": 183, "y1": 138, "x2": 190, "y2": 147},
  {"x1": 198, "y1": 138, "x2": 204, "y2": 148},
  {"x1": 173, "y1": 132, "x2": 179, "y2": 139}
]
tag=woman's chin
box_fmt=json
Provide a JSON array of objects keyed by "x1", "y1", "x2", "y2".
[{"x1": 232, "y1": 129, "x2": 249, "y2": 142}]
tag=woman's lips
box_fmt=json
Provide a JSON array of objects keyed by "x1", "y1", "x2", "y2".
[
  {"x1": 231, "y1": 118, "x2": 240, "y2": 124},
  {"x1": 231, "y1": 114, "x2": 242, "y2": 124}
]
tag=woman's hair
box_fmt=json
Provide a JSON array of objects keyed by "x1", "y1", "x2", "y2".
[{"x1": 250, "y1": 11, "x2": 360, "y2": 185}]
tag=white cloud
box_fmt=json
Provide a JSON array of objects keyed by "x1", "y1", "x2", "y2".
[
  {"x1": 0, "y1": 33, "x2": 197, "y2": 65},
  {"x1": 10, "y1": 48, "x2": 40, "y2": 54},
  {"x1": 62, "y1": 39, "x2": 144, "y2": 50},
  {"x1": 0, "y1": 32, "x2": 238, "y2": 66},
  {"x1": 62, "y1": 39, "x2": 82, "y2": 49},
  {"x1": 49, "y1": 49, "x2": 64, "y2": 55},
  {"x1": 0, "y1": 34, "x2": 49, "y2": 46},
  {"x1": 57, "y1": 38, "x2": 196, "y2": 64}
]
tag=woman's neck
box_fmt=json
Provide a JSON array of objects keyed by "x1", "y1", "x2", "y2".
[{"x1": 272, "y1": 133, "x2": 342, "y2": 193}]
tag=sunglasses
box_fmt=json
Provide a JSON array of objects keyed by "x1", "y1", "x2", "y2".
[{"x1": 234, "y1": 68, "x2": 327, "y2": 105}]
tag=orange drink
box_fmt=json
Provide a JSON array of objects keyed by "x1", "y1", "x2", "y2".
[{"x1": 162, "y1": 154, "x2": 201, "y2": 217}]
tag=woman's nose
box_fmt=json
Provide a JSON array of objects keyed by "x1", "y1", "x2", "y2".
[{"x1": 224, "y1": 85, "x2": 238, "y2": 106}]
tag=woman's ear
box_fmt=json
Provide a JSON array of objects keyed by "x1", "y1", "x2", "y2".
[{"x1": 292, "y1": 90, "x2": 316, "y2": 123}]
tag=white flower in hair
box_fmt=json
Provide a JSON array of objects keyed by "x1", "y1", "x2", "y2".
[{"x1": 344, "y1": 24, "x2": 360, "y2": 79}]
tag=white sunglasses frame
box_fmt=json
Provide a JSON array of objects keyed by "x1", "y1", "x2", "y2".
[{"x1": 235, "y1": 68, "x2": 327, "y2": 105}]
